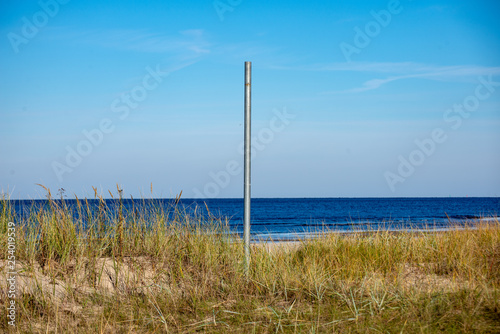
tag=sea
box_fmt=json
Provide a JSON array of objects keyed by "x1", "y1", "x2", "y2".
[{"x1": 8, "y1": 197, "x2": 500, "y2": 241}]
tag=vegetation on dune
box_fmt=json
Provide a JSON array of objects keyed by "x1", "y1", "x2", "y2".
[{"x1": 1, "y1": 188, "x2": 499, "y2": 333}]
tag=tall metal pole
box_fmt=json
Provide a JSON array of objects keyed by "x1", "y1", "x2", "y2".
[{"x1": 244, "y1": 61, "x2": 251, "y2": 275}]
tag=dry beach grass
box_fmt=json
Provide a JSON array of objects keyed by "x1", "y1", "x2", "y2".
[{"x1": 1, "y1": 190, "x2": 500, "y2": 333}]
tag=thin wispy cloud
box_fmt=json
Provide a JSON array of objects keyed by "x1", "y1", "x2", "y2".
[
  {"x1": 275, "y1": 62, "x2": 500, "y2": 76},
  {"x1": 291, "y1": 62, "x2": 500, "y2": 94},
  {"x1": 44, "y1": 27, "x2": 211, "y2": 56}
]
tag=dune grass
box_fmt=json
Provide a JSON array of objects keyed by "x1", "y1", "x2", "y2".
[{"x1": 1, "y1": 190, "x2": 500, "y2": 333}]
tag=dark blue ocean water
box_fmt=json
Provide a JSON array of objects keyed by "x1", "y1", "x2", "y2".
[{"x1": 8, "y1": 197, "x2": 500, "y2": 241}]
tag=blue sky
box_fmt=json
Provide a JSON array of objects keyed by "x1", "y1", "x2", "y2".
[{"x1": 1, "y1": 0, "x2": 499, "y2": 199}]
